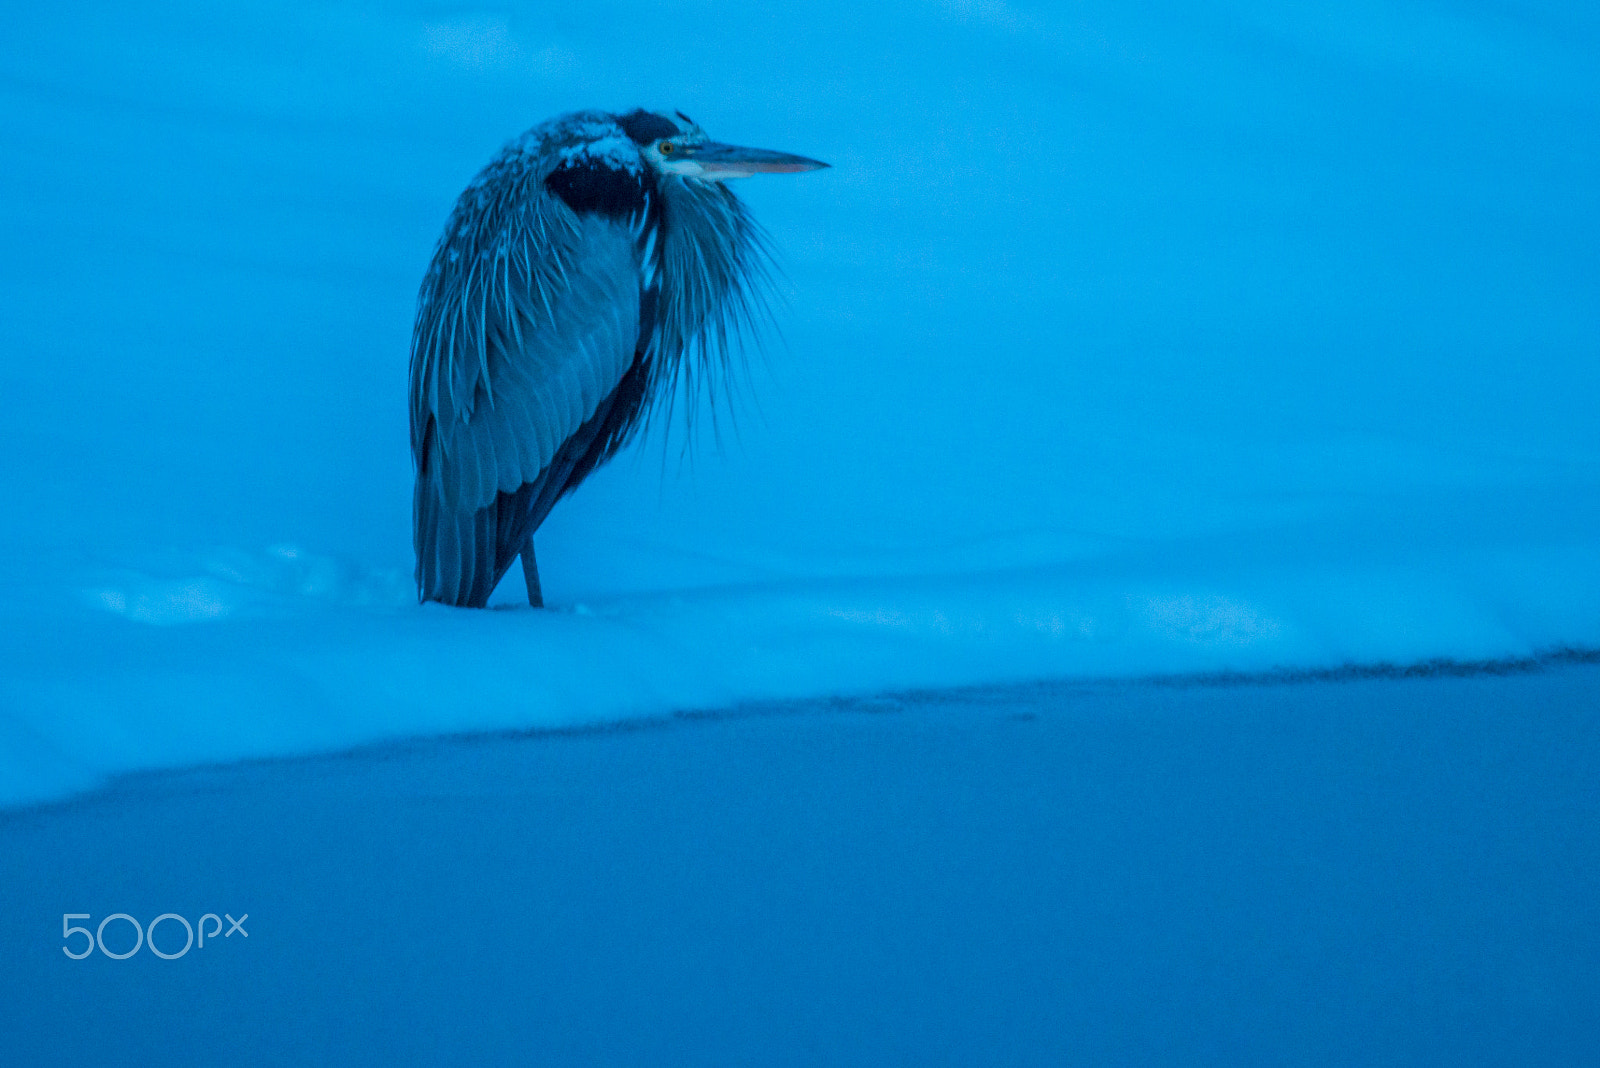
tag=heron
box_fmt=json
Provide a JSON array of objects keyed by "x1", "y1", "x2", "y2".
[{"x1": 409, "y1": 109, "x2": 827, "y2": 608}]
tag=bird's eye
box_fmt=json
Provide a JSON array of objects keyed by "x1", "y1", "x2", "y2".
[{"x1": 658, "y1": 141, "x2": 675, "y2": 154}]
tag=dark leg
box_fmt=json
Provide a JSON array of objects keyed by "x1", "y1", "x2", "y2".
[{"x1": 520, "y1": 536, "x2": 544, "y2": 608}]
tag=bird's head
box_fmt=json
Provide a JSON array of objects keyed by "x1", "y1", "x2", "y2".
[{"x1": 615, "y1": 109, "x2": 828, "y2": 181}]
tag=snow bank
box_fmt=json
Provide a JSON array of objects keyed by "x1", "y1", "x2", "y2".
[{"x1": 4, "y1": 513, "x2": 1598, "y2": 809}]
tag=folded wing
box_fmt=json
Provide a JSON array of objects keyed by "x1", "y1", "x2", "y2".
[{"x1": 410, "y1": 186, "x2": 643, "y2": 606}]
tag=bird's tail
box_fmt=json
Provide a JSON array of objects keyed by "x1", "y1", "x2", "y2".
[
  {"x1": 414, "y1": 453, "x2": 556, "y2": 608},
  {"x1": 414, "y1": 465, "x2": 501, "y2": 608}
]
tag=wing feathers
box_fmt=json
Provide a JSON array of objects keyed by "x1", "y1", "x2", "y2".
[{"x1": 411, "y1": 193, "x2": 642, "y2": 605}]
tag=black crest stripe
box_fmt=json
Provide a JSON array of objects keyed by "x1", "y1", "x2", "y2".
[{"x1": 615, "y1": 109, "x2": 681, "y2": 145}]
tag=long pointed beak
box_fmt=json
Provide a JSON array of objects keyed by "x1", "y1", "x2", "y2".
[{"x1": 690, "y1": 142, "x2": 830, "y2": 179}]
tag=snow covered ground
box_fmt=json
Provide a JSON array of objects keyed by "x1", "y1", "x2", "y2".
[
  {"x1": 2, "y1": 0, "x2": 1598, "y2": 805},
  {"x1": 4, "y1": 665, "x2": 1598, "y2": 1064}
]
